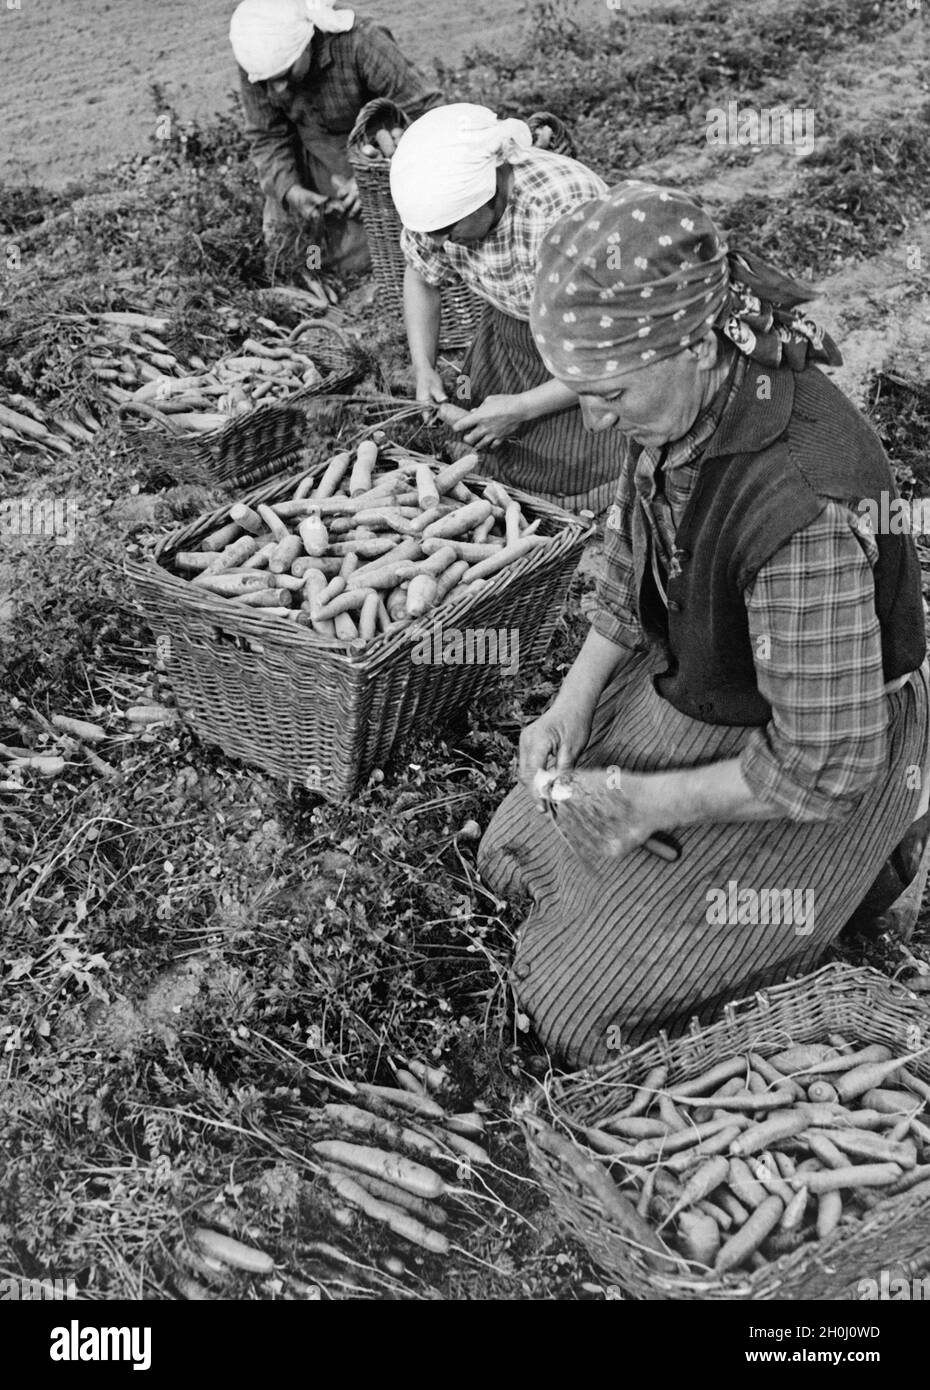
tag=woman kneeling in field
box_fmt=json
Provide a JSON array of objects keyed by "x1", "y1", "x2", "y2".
[{"x1": 478, "y1": 182, "x2": 930, "y2": 1068}]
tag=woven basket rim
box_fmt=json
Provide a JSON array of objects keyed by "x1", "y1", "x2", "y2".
[
  {"x1": 348, "y1": 97, "x2": 411, "y2": 155},
  {"x1": 127, "y1": 451, "x2": 593, "y2": 670}
]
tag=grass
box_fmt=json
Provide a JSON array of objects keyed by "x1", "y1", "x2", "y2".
[{"x1": 2, "y1": 0, "x2": 930, "y2": 1302}]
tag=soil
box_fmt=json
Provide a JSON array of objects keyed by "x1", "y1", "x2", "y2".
[{"x1": 0, "y1": 0, "x2": 608, "y2": 186}]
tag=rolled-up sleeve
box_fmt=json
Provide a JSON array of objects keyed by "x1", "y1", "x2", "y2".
[
  {"x1": 740, "y1": 501, "x2": 890, "y2": 822},
  {"x1": 400, "y1": 228, "x2": 458, "y2": 287},
  {"x1": 238, "y1": 68, "x2": 301, "y2": 207}
]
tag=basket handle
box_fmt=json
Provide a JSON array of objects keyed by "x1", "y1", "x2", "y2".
[{"x1": 347, "y1": 97, "x2": 411, "y2": 152}]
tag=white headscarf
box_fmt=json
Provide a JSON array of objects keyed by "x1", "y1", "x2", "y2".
[
  {"x1": 230, "y1": 0, "x2": 355, "y2": 84},
  {"x1": 390, "y1": 103, "x2": 533, "y2": 233}
]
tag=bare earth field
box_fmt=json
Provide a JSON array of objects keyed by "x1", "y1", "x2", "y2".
[{"x1": 0, "y1": 0, "x2": 609, "y2": 185}]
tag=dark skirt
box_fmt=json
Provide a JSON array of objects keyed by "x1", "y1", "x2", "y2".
[
  {"x1": 478, "y1": 651, "x2": 930, "y2": 1069},
  {"x1": 462, "y1": 304, "x2": 625, "y2": 515}
]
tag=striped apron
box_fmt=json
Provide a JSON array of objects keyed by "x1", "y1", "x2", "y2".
[
  {"x1": 477, "y1": 650, "x2": 930, "y2": 1069},
  {"x1": 462, "y1": 305, "x2": 625, "y2": 516}
]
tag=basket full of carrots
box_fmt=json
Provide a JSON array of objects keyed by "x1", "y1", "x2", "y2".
[
  {"x1": 520, "y1": 962, "x2": 930, "y2": 1300},
  {"x1": 125, "y1": 437, "x2": 591, "y2": 798}
]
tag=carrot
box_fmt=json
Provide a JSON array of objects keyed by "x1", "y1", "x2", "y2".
[
  {"x1": 414, "y1": 464, "x2": 440, "y2": 510},
  {"x1": 697, "y1": 1198, "x2": 733, "y2": 1231},
  {"x1": 298, "y1": 513, "x2": 329, "y2": 556},
  {"x1": 317, "y1": 575, "x2": 347, "y2": 605},
  {"x1": 862, "y1": 1087, "x2": 923, "y2": 1115},
  {"x1": 324, "y1": 1163, "x2": 447, "y2": 1226},
  {"x1": 334, "y1": 612, "x2": 358, "y2": 641},
  {"x1": 321, "y1": 1103, "x2": 446, "y2": 1160},
  {"x1": 350, "y1": 440, "x2": 379, "y2": 496},
  {"x1": 269, "y1": 535, "x2": 304, "y2": 574},
  {"x1": 804, "y1": 1131, "x2": 848, "y2": 1170},
  {"x1": 711, "y1": 1077, "x2": 747, "y2": 1100},
  {"x1": 405, "y1": 573, "x2": 438, "y2": 618},
  {"x1": 835, "y1": 1046, "x2": 930, "y2": 1103},
  {"x1": 444, "y1": 1133, "x2": 490, "y2": 1166},
  {"x1": 624, "y1": 1115, "x2": 739, "y2": 1163},
  {"x1": 421, "y1": 536, "x2": 504, "y2": 562},
  {"x1": 460, "y1": 535, "x2": 545, "y2": 583},
  {"x1": 340, "y1": 552, "x2": 360, "y2": 580},
  {"x1": 325, "y1": 1171, "x2": 449, "y2": 1254},
  {"x1": 236, "y1": 587, "x2": 292, "y2": 608},
  {"x1": 715, "y1": 1188, "x2": 750, "y2": 1226},
  {"x1": 747, "y1": 1052, "x2": 806, "y2": 1101},
  {"x1": 51, "y1": 714, "x2": 106, "y2": 744},
  {"x1": 600, "y1": 1116, "x2": 670, "y2": 1139},
  {"x1": 357, "y1": 590, "x2": 380, "y2": 642},
  {"x1": 670, "y1": 1089, "x2": 795, "y2": 1112},
  {"x1": 658, "y1": 1095, "x2": 688, "y2": 1133},
  {"x1": 254, "y1": 502, "x2": 290, "y2": 543},
  {"x1": 405, "y1": 1059, "x2": 449, "y2": 1092},
  {"x1": 746, "y1": 1070, "x2": 769, "y2": 1095},
  {"x1": 802, "y1": 1164, "x2": 903, "y2": 1194},
  {"x1": 434, "y1": 454, "x2": 480, "y2": 495},
  {"x1": 816, "y1": 1190, "x2": 843, "y2": 1238},
  {"x1": 174, "y1": 550, "x2": 216, "y2": 572},
  {"x1": 662, "y1": 1058, "x2": 744, "y2": 1098},
  {"x1": 528, "y1": 1118, "x2": 676, "y2": 1271},
  {"x1": 751, "y1": 1155, "x2": 795, "y2": 1205},
  {"x1": 727, "y1": 1157, "x2": 769, "y2": 1209},
  {"x1": 198, "y1": 536, "x2": 265, "y2": 576},
  {"x1": 729, "y1": 1112, "x2": 809, "y2": 1157},
  {"x1": 662, "y1": 1155, "x2": 730, "y2": 1224},
  {"x1": 350, "y1": 537, "x2": 423, "y2": 578},
  {"x1": 790, "y1": 1044, "x2": 893, "y2": 1078},
  {"x1": 897, "y1": 1068, "x2": 930, "y2": 1105},
  {"x1": 241, "y1": 541, "x2": 278, "y2": 571},
  {"x1": 446, "y1": 1112, "x2": 485, "y2": 1138},
  {"x1": 191, "y1": 1229, "x2": 274, "y2": 1274},
  {"x1": 613, "y1": 1064, "x2": 669, "y2": 1117},
  {"x1": 806, "y1": 1080, "x2": 839, "y2": 1104},
  {"x1": 664, "y1": 1126, "x2": 743, "y2": 1173},
  {"x1": 767, "y1": 1045, "x2": 840, "y2": 1074},
  {"x1": 886, "y1": 1163, "x2": 930, "y2": 1196},
  {"x1": 269, "y1": 572, "x2": 306, "y2": 592},
  {"x1": 505, "y1": 502, "x2": 522, "y2": 548},
  {"x1": 228, "y1": 503, "x2": 265, "y2": 536},
  {"x1": 313, "y1": 589, "x2": 375, "y2": 622},
  {"x1": 201, "y1": 521, "x2": 244, "y2": 552},
  {"x1": 797, "y1": 1103, "x2": 884, "y2": 1130},
  {"x1": 311, "y1": 450, "x2": 353, "y2": 500},
  {"x1": 576, "y1": 1125, "x2": 634, "y2": 1156},
  {"x1": 421, "y1": 499, "x2": 494, "y2": 541},
  {"x1": 714, "y1": 1195, "x2": 783, "y2": 1273},
  {"x1": 353, "y1": 1082, "x2": 446, "y2": 1120},
  {"x1": 817, "y1": 1128, "x2": 916, "y2": 1167},
  {"x1": 780, "y1": 1185, "x2": 809, "y2": 1232},
  {"x1": 312, "y1": 1141, "x2": 445, "y2": 1199},
  {"x1": 676, "y1": 1210, "x2": 721, "y2": 1267},
  {"x1": 192, "y1": 571, "x2": 270, "y2": 598}
]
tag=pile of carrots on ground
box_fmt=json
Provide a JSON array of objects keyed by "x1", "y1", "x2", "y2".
[
  {"x1": 533, "y1": 1036, "x2": 930, "y2": 1279},
  {"x1": 169, "y1": 441, "x2": 549, "y2": 644},
  {"x1": 172, "y1": 1061, "x2": 496, "y2": 1298}
]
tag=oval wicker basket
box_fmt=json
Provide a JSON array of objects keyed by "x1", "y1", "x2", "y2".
[
  {"x1": 123, "y1": 320, "x2": 365, "y2": 491},
  {"x1": 348, "y1": 98, "x2": 484, "y2": 350},
  {"x1": 520, "y1": 961, "x2": 930, "y2": 1301},
  {"x1": 125, "y1": 448, "x2": 592, "y2": 799}
]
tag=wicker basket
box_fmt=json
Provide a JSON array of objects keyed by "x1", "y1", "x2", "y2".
[
  {"x1": 347, "y1": 99, "x2": 484, "y2": 350},
  {"x1": 521, "y1": 962, "x2": 930, "y2": 1301},
  {"x1": 125, "y1": 455, "x2": 591, "y2": 799},
  {"x1": 124, "y1": 322, "x2": 365, "y2": 491}
]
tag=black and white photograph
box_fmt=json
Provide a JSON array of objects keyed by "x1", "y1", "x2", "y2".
[{"x1": 2, "y1": 0, "x2": 930, "y2": 1347}]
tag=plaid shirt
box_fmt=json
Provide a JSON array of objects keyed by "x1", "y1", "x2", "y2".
[
  {"x1": 400, "y1": 150, "x2": 607, "y2": 321},
  {"x1": 594, "y1": 355, "x2": 902, "y2": 822},
  {"x1": 238, "y1": 19, "x2": 443, "y2": 206}
]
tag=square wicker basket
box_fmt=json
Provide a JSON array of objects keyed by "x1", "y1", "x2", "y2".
[
  {"x1": 125, "y1": 457, "x2": 591, "y2": 799},
  {"x1": 520, "y1": 962, "x2": 930, "y2": 1301}
]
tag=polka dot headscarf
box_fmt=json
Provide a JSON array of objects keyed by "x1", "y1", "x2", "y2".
[{"x1": 530, "y1": 180, "x2": 841, "y2": 385}]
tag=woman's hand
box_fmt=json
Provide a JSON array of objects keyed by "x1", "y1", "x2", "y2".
[
  {"x1": 452, "y1": 394, "x2": 528, "y2": 450},
  {"x1": 519, "y1": 699, "x2": 594, "y2": 801},
  {"x1": 414, "y1": 366, "x2": 448, "y2": 411},
  {"x1": 555, "y1": 767, "x2": 660, "y2": 859},
  {"x1": 328, "y1": 174, "x2": 361, "y2": 218},
  {"x1": 285, "y1": 185, "x2": 328, "y2": 223}
]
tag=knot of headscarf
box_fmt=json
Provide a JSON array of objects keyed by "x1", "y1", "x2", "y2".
[
  {"x1": 230, "y1": 0, "x2": 355, "y2": 84},
  {"x1": 390, "y1": 104, "x2": 533, "y2": 233},
  {"x1": 530, "y1": 180, "x2": 842, "y2": 384}
]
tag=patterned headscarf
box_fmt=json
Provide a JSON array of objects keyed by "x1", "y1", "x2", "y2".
[{"x1": 530, "y1": 180, "x2": 842, "y2": 384}]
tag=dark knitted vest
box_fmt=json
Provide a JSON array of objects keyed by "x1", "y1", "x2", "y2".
[{"x1": 639, "y1": 364, "x2": 926, "y2": 726}]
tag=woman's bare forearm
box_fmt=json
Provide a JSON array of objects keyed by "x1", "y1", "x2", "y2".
[{"x1": 404, "y1": 266, "x2": 442, "y2": 372}]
